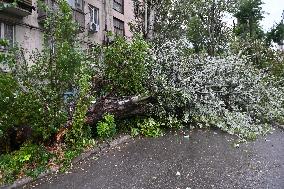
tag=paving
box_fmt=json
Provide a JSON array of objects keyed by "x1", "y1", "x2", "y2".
[{"x1": 21, "y1": 128, "x2": 284, "y2": 189}]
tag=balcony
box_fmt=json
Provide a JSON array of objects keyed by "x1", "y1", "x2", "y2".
[
  {"x1": 38, "y1": 0, "x2": 85, "y2": 31},
  {"x1": 1, "y1": 0, "x2": 33, "y2": 17}
]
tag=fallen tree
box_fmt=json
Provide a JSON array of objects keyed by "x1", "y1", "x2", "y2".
[
  {"x1": 85, "y1": 95, "x2": 154, "y2": 126},
  {"x1": 54, "y1": 95, "x2": 155, "y2": 143}
]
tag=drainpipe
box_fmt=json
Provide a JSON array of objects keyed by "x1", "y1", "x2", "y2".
[
  {"x1": 144, "y1": 0, "x2": 147, "y2": 37},
  {"x1": 104, "y1": 0, "x2": 108, "y2": 32}
]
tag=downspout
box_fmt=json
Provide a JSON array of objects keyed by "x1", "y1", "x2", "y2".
[
  {"x1": 103, "y1": 0, "x2": 109, "y2": 43},
  {"x1": 144, "y1": 0, "x2": 148, "y2": 37}
]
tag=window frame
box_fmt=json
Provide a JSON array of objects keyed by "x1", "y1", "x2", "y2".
[
  {"x1": 68, "y1": 0, "x2": 84, "y2": 11},
  {"x1": 0, "y1": 22, "x2": 15, "y2": 50},
  {"x1": 113, "y1": 17, "x2": 125, "y2": 36},
  {"x1": 113, "y1": 0, "x2": 124, "y2": 14},
  {"x1": 88, "y1": 4, "x2": 99, "y2": 25},
  {"x1": 75, "y1": 0, "x2": 84, "y2": 11}
]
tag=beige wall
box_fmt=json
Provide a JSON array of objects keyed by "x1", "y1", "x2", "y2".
[
  {"x1": 82, "y1": 0, "x2": 106, "y2": 45},
  {"x1": 113, "y1": 0, "x2": 135, "y2": 38},
  {"x1": 2, "y1": 0, "x2": 136, "y2": 53},
  {"x1": 82, "y1": 0, "x2": 135, "y2": 45},
  {"x1": 17, "y1": 0, "x2": 43, "y2": 51}
]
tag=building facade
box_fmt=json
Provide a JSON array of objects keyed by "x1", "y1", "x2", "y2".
[{"x1": 0, "y1": 0, "x2": 136, "y2": 52}]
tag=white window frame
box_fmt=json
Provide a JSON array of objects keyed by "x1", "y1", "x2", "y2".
[
  {"x1": 0, "y1": 22, "x2": 15, "y2": 49},
  {"x1": 89, "y1": 5, "x2": 99, "y2": 25}
]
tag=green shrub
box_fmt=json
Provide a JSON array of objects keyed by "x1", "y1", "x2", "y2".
[
  {"x1": 138, "y1": 118, "x2": 163, "y2": 137},
  {"x1": 0, "y1": 0, "x2": 93, "y2": 150},
  {"x1": 164, "y1": 115, "x2": 184, "y2": 130},
  {"x1": 0, "y1": 144, "x2": 51, "y2": 184},
  {"x1": 92, "y1": 34, "x2": 150, "y2": 96},
  {"x1": 97, "y1": 114, "x2": 116, "y2": 139},
  {"x1": 130, "y1": 127, "x2": 140, "y2": 137}
]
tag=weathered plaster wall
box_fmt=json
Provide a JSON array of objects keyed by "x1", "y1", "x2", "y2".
[{"x1": 2, "y1": 0, "x2": 136, "y2": 53}]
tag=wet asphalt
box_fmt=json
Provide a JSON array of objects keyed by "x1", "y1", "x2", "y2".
[{"x1": 22, "y1": 128, "x2": 284, "y2": 189}]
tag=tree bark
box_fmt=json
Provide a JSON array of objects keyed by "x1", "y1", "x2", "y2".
[{"x1": 85, "y1": 95, "x2": 154, "y2": 126}]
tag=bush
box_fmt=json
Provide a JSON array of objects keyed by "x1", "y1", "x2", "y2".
[
  {"x1": 137, "y1": 118, "x2": 163, "y2": 137},
  {"x1": 0, "y1": 0, "x2": 93, "y2": 150},
  {"x1": 91, "y1": 34, "x2": 151, "y2": 96},
  {"x1": 97, "y1": 114, "x2": 116, "y2": 139},
  {"x1": 0, "y1": 144, "x2": 51, "y2": 184},
  {"x1": 151, "y1": 39, "x2": 284, "y2": 139}
]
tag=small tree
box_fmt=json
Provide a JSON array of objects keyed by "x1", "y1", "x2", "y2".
[
  {"x1": 234, "y1": 0, "x2": 264, "y2": 39},
  {"x1": 267, "y1": 12, "x2": 284, "y2": 48},
  {"x1": 0, "y1": 0, "x2": 93, "y2": 150}
]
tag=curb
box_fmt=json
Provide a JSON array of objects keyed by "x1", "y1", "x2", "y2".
[
  {"x1": 273, "y1": 124, "x2": 284, "y2": 130},
  {"x1": 1, "y1": 135, "x2": 132, "y2": 189}
]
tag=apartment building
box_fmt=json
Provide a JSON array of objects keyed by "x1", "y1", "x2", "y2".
[{"x1": 0, "y1": 0, "x2": 136, "y2": 52}]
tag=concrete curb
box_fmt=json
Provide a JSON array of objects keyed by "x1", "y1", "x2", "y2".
[
  {"x1": 1, "y1": 135, "x2": 132, "y2": 189},
  {"x1": 273, "y1": 124, "x2": 284, "y2": 130}
]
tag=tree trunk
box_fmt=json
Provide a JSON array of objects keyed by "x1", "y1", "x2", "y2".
[
  {"x1": 54, "y1": 95, "x2": 154, "y2": 143},
  {"x1": 85, "y1": 95, "x2": 154, "y2": 126},
  {"x1": 146, "y1": 5, "x2": 155, "y2": 40}
]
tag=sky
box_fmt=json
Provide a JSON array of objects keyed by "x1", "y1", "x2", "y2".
[{"x1": 261, "y1": 0, "x2": 284, "y2": 31}]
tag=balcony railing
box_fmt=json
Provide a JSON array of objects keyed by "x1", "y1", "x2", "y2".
[
  {"x1": 1, "y1": 0, "x2": 33, "y2": 17},
  {"x1": 37, "y1": 0, "x2": 85, "y2": 31}
]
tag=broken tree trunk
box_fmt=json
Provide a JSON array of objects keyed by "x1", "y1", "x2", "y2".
[
  {"x1": 85, "y1": 95, "x2": 154, "y2": 126},
  {"x1": 55, "y1": 95, "x2": 153, "y2": 143}
]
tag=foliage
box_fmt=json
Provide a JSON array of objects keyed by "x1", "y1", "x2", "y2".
[
  {"x1": 151, "y1": 39, "x2": 284, "y2": 139},
  {"x1": 234, "y1": 0, "x2": 264, "y2": 39},
  {"x1": 0, "y1": 0, "x2": 93, "y2": 149},
  {"x1": 267, "y1": 22, "x2": 284, "y2": 46},
  {"x1": 185, "y1": 0, "x2": 236, "y2": 55},
  {"x1": 64, "y1": 67, "x2": 93, "y2": 146},
  {"x1": 97, "y1": 114, "x2": 116, "y2": 139},
  {"x1": 162, "y1": 115, "x2": 184, "y2": 130},
  {"x1": 93, "y1": 34, "x2": 150, "y2": 96},
  {"x1": 0, "y1": 144, "x2": 51, "y2": 184},
  {"x1": 1, "y1": 0, "x2": 284, "y2": 185},
  {"x1": 132, "y1": 0, "x2": 173, "y2": 40},
  {"x1": 137, "y1": 118, "x2": 162, "y2": 137},
  {"x1": 130, "y1": 127, "x2": 140, "y2": 137},
  {"x1": 0, "y1": 4, "x2": 95, "y2": 186},
  {"x1": 0, "y1": 0, "x2": 17, "y2": 11}
]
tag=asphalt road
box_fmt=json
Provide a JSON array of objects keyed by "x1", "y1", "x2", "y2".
[{"x1": 22, "y1": 128, "x2": 284, "y2": 189}]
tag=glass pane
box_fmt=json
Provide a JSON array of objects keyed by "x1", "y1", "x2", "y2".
[
  {"x1": 67, "y1": 0, "x2": 75, "y2": 8},
  {"x1": 113, "y1": 18, "x2": 124, "y2": 36},
  {"x1": 89, "y1": 6, "x2": 93, "y2": 22},
  {"x1": 94, "y1": 9, "x2": 98, "y2": 24},
  {"x1": 75, "y1": 0, "x2": 83, "y2": 10},
  {"x1": 4, "y1": 24, "x2": 13, "y2": 47},
  {"x1": 0, "y1": 23, "x2": 2, "y2": 39},
  {"x1": 113, "y1": 0, "x2": 123, "y2": 13},
  {"x1": 89, "y1": 6, "x2": 99, "y2": 24}
]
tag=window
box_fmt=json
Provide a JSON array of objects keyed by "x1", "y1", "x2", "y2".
[
  {"x1": 113, "y1": 17, "x2": 124, "y2": 36},
  {"x1": 113, "y1": 0, "x2": 124, "y2": 14},
  {"x1": 89, "y1": 5, "x2": 99, "y2": 25},
  {"x1": 67, "y1": 0, "x2": 83, "y2": 11},
  {"x1": 0, "y1": 23, "x2": 15, "y2": 49},
  {"x1": 75, "y1": 0, "x2": 83, "y2": 11}
]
